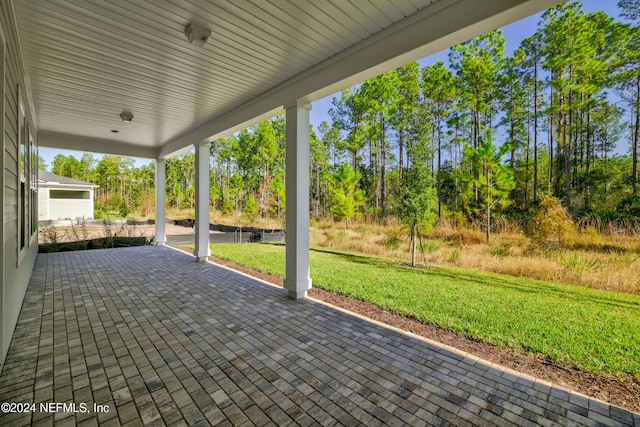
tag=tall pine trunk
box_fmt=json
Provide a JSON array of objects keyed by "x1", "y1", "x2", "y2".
[
  {"x1": 565, "y1": 97, "x2": 572, "y2": 214},
  {"x1": 634, "y1": 75, "x2": 640, "y2": 194},
  {"x1": 437, "y1": 115, "x2": 442, "y2": 218},
  {"x1": 398, "y1": 128, "x2": 404, "y2": 180},
  {"x1": 380, "y1": 116, "x2": 387, "y2": 218}
]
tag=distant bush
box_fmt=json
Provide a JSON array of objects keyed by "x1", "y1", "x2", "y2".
[
  {"x1": 488, "y1": 241, "x2": 512, "y2": 257},
  {"x1": 244, "y1": 196, "x2": 259, "y2": 222},
  {"x1": 119, "y1": 200, "x2": 129, "y2": 217},
  {"x1": 529, "y1": 193, "x2": 575, "y2": 251},
  {"x1": 618, "y1": 194, "x2": 640, "y2": 218},
  {"x1": 221, "y1": 199, "x2": 234, "y2": 216}
]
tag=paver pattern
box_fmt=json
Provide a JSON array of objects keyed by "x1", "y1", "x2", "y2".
[{"x1": 0, "y1": 246, "x2": 637, "y2": 426}]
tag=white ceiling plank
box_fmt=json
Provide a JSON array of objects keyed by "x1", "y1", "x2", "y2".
[{"x1": 17, "y1": 11, "x2": 275, "y2": 87}]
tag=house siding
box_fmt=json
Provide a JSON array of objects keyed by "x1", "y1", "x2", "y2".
[
  {"x1": 38, "y1": 186, "x2": 48, "y2": 220},
  {"x1": 47, "y1": 193, "x2": 94, "y2": 220},
  {"x1": 1, "y1": 1, "x2": 38, "y2": 369}
]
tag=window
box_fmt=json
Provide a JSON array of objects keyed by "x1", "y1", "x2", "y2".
[
  {"x1": 18, "y1": 85, "x2": 25, "y2": 251},
  {"x1": 16, "y1": 84, "x2": 36, "y2": 256},
  {"x1": 50, "y1": 190, "x2": 90, "y2": 200}
]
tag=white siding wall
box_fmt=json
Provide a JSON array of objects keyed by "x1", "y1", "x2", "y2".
[
  {"x1": 38, "y1": 186, "x2": 48, "y2": 220},
  {"x1": 48, "y1": 199, "x2": 93, "y2": 220},
  {"x1": 1, "y1": 1, "x2": 39, "y2": 370}
]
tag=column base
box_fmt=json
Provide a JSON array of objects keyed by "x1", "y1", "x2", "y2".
[
  {"x1": 194, "y1": 249, "x2": 211, "y2": 262},
  {"x1": 154, "y1": 239, "x2": 166, "y2": 246},
  {"x1": 284, "y1": 278, "x2": 312, "y2": 299}
]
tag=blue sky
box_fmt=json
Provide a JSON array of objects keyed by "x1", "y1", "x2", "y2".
[{"x1": 40, "y1": 0, "x2": 622, "y2": 170}]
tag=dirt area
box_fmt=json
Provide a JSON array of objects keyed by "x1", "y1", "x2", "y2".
[
  {"x1": 191, "y1": 250, "x2": 640, "y2": 414},
  {"x1": 38, "y1": 223, "x2": 193, "y2": 244}
]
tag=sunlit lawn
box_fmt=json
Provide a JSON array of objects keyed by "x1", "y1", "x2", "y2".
[{"x1": 209, "y1": 242, "x2": 640, "y2": 378}]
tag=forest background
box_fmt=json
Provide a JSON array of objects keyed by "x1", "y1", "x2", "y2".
[{"x1": 41, "y1": 0, "x2": 640, "y2": 292}]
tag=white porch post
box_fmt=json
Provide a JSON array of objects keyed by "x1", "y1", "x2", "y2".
[
  {"x1": 284, "y1": 103, "x2": 312, "y2": 299},
  {"x1": 154, "y1": 158, "x2": 166, "y2": 246},
  {"x1": 194, "y1": 142, "x2": 211, "y2": 262}
]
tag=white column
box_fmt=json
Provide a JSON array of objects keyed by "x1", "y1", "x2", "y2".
[
  {"x1": 154, "y1": 158, "x2": 166, "y2": 246},
  {"x1": 284, "y1": 103, "x2": 312, "y2": 299},
  {"x1": 194, "y1": 143, "x2": 211, "y2": 262}
]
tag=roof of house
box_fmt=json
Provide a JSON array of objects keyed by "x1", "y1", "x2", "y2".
[{"x1": 38, "y1": 170, "x2": 98, "y2": 188}]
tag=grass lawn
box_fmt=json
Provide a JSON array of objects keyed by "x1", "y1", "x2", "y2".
[{"x1": 209, "y1": 242, "x2": 640, "y2": 378}]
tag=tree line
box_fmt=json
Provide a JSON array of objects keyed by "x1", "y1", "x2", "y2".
[{"x1": 49, "y1": 1, "x2": 640, "y2": 235}]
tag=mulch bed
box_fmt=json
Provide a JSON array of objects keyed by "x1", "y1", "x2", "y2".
[{"x1": 175, "y1": 246, "x2": 640, "y2": 413}]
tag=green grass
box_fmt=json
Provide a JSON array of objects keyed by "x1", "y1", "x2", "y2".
[{"x1": 209, "y1": 243, "x2": 640, "y2": 377}]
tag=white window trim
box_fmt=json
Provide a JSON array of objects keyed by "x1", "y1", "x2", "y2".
[{"x1": 28, "y1": 126, "x2": 37, "y2": 244}]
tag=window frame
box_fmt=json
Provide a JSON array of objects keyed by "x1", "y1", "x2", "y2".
[
  {"x1": 16, "y1": 83, "x2": 35, "y2": 263},
  {"x1": 17, "y1": 84, "x2": 26, "y2": 262},
  {"x1": 29, "y1": 126, "x2": 37, "y2": 238}
]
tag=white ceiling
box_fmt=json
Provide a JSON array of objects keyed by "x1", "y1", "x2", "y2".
[{"x1": 13, "y1": 0, "x2": 561, "y2": 159}]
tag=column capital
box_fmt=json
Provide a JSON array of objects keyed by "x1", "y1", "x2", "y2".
[
  {"x1": 194, "y1": 140, "x2": 211, "y2": 148},
  {"x1": 285, "y1": 101, "x2": 312, "y2": 111}
]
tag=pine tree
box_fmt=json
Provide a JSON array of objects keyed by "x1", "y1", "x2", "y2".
[
  {"x1": 397, "y1": 137, "x2": 437, "y2": 266},
  {"x1": 461, "y1": 133, "x2": 515, "y2": 242},
  {"x1": 330, "y1": 162, "x2": 364, "y2": 229},
  {"x1": 358, "y1": 70, "x2": 399, "y2": 217},
  {"x1": 421, "y1": 60, "x2": 455, "y2": 217}
]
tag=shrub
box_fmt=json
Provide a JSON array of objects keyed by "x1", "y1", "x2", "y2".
[
  {"x1": 221, "y1": 198, "x2": 234, "y2": 216},
  {"x1": 559, "y1": 252, "x2": 601, "y2": 275},
  {"x1": 244, "y1": 196, "x2": 259, "y2": 221},
  {"x1": 422, "y1": 239, "x2": 442, "y2": 253},
  {"x1": 451, "y1": 228, "x2": 484, "y2": 247},
  {"x1": 608, "y1": 249, "x2": 638, "y2": 266},
  {"x1": 529, "y1": 193, "x2": 575, "y2": 251},
  {"x1": 119, "y1": 200, "x2": 129, "y2": 218},
  {"x1": 453, "y1": 211, "x2": 468, "y2": 229},
  {"x1": 618, "y1": 194, "x2": 640, "y2": 218},
  {"x1": 383, "y1": 228, "x2": 404, "y2": 250},
  {"x1": 446, "y1": 248, "x2": 460, "y2": 263},
  {"x1": 488, "y1": 241, "x2": 512, "y2": 257}
]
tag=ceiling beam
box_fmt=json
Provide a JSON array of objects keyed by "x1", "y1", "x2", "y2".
[
  {"x1": 39, "y1": 130, "x2": 157, "y2": 159},
  {"x1": 158, "y1": 106, "x2": 284, "y2": 159},
  {"x1": 159, "y1": 0, "x2": 561, "y2": 158}
]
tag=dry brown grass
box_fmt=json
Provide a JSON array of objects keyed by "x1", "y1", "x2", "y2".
[{"x1": 308, "y1": 218, "x2": 640, "y2": 295}]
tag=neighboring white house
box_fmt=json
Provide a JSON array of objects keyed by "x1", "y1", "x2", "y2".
[{"x1": 38, "y1": 170, "x2": 98, "y2": 221}]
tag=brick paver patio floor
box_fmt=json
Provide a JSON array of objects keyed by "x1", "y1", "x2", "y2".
[{"x1": 0, "y1": 246, "x2": 637, "y2": 426}]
